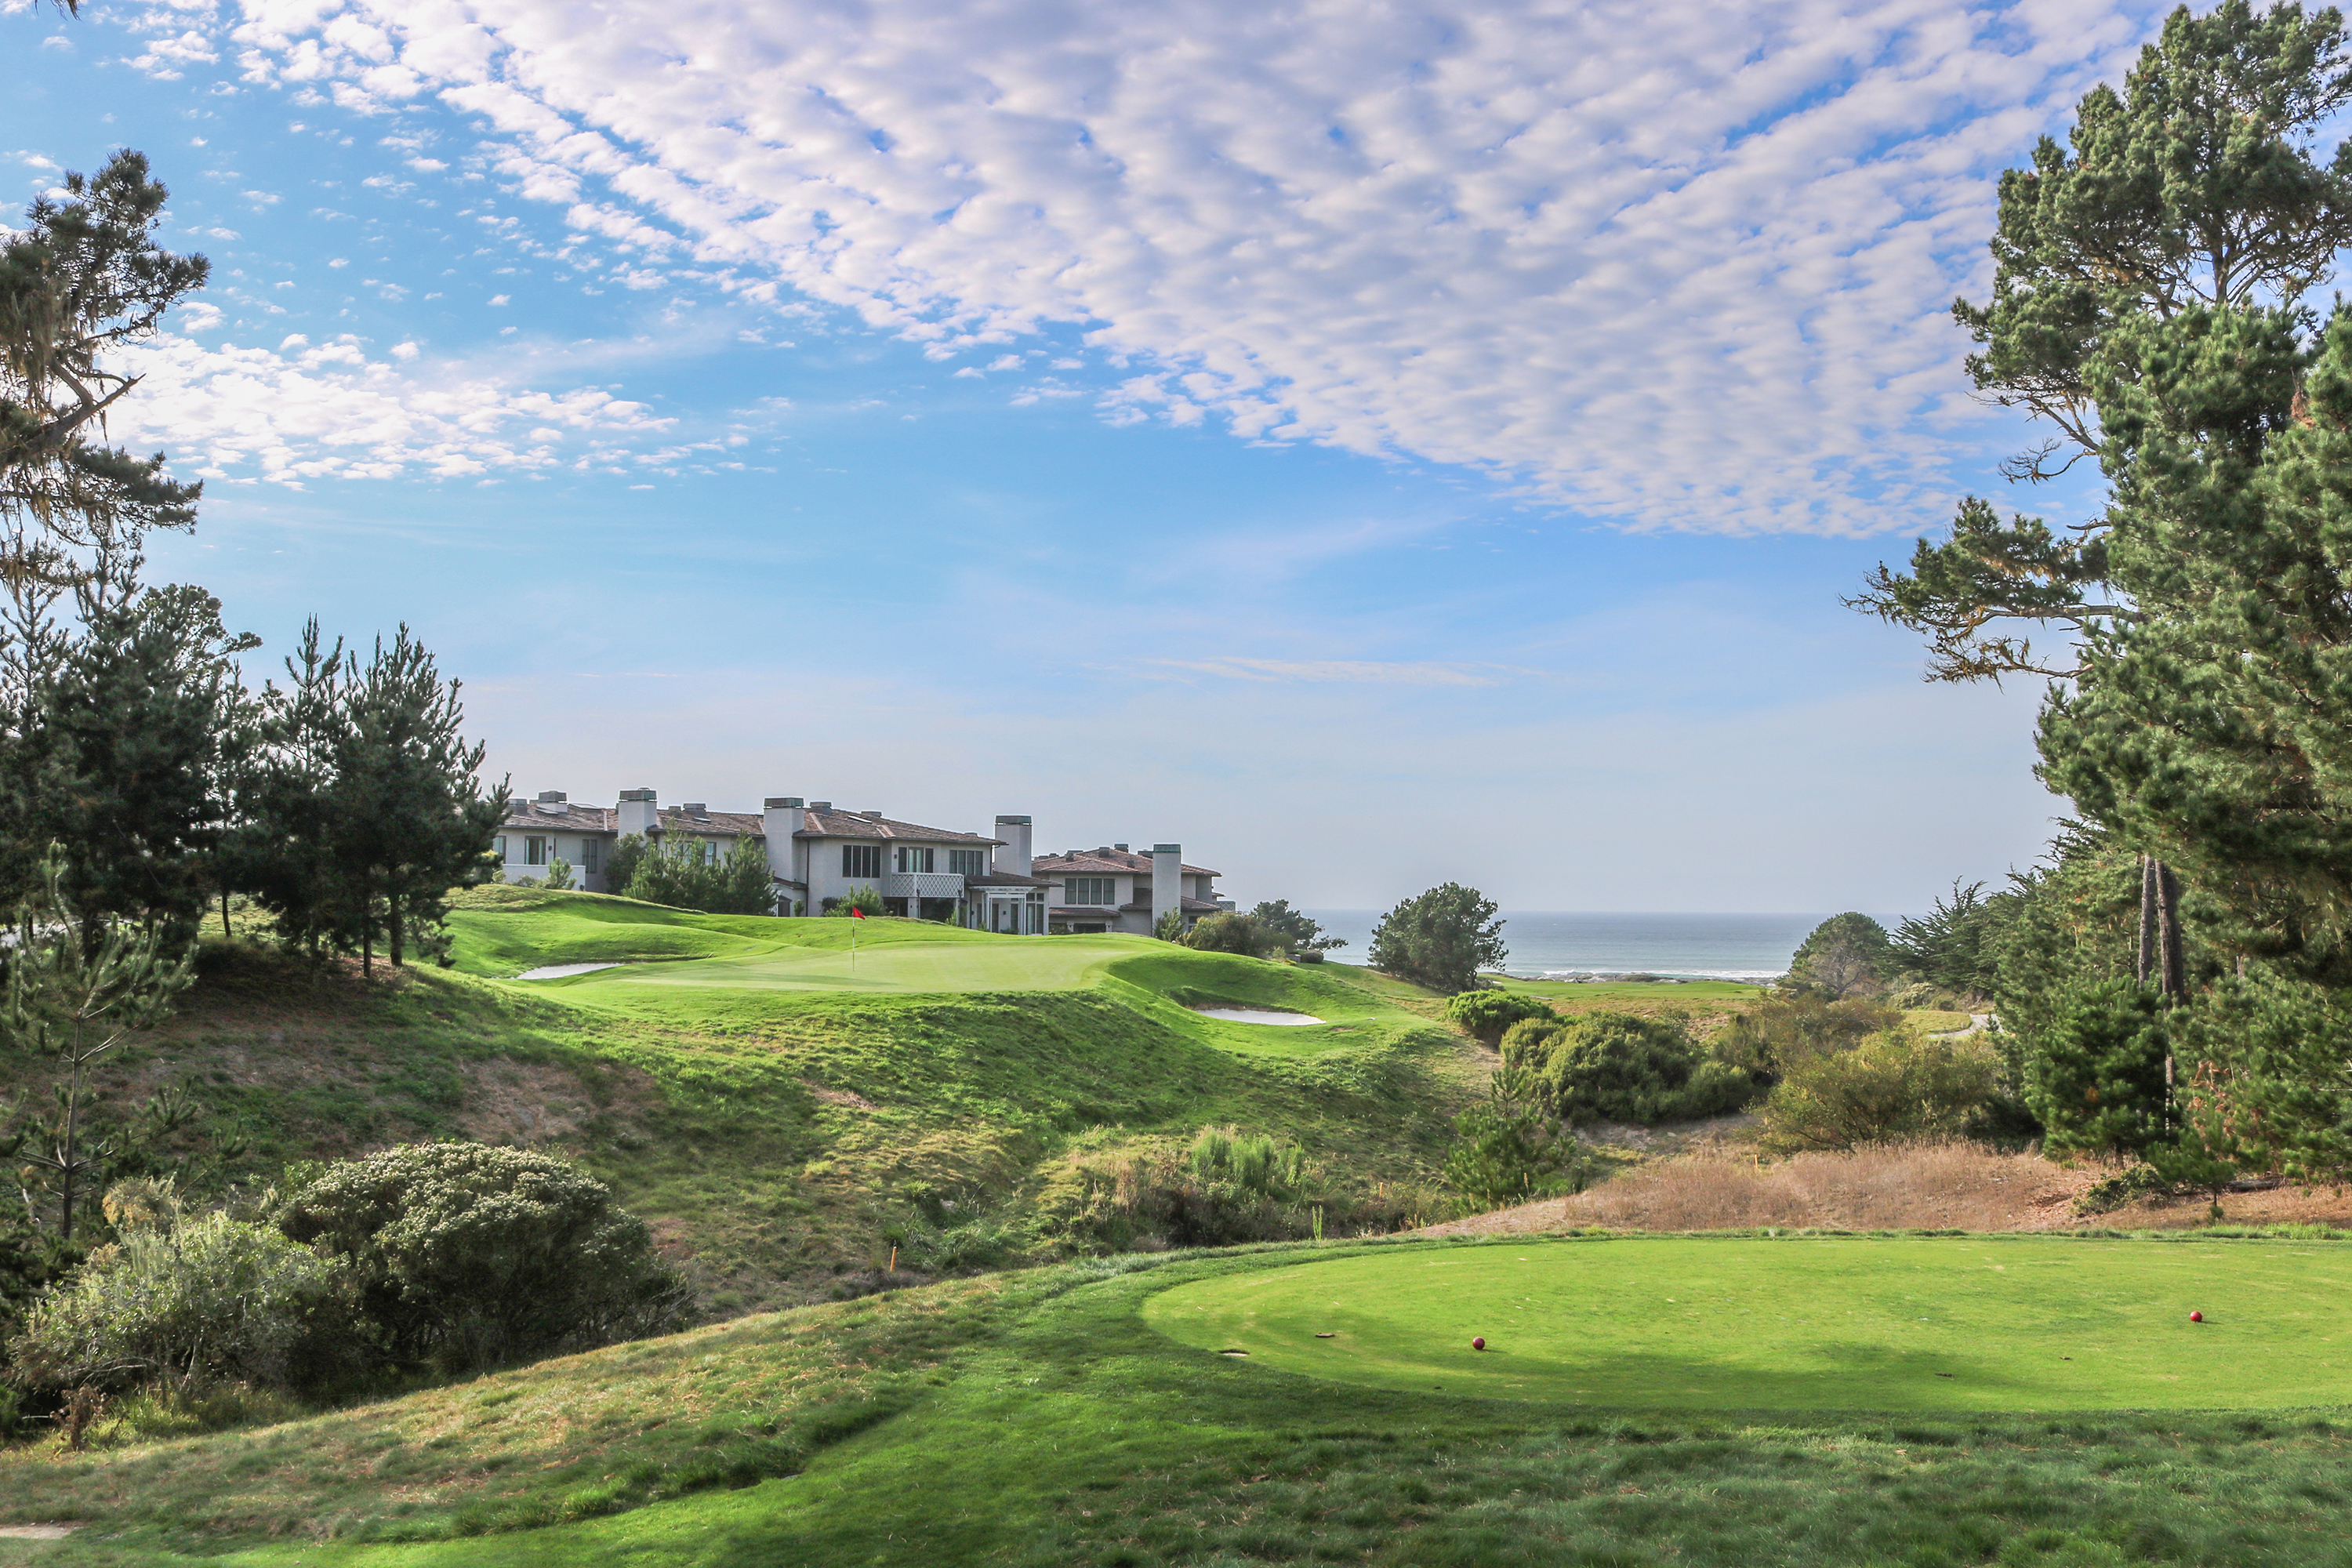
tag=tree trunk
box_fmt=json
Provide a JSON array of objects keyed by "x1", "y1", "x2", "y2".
[
  {"x1": 2137, "y1": 855, "x2": 2158, "y2": 986},
  {"x1": 221, "y1": 888, "x2": 232, "y2": 939},
  {"x1": 2155, "y1": 859, "x2": 2186, "y2": 1000},
  {"x1": 390, "y1": 894, "x2": 404, "y2": 969},
  {"x1": 57, "y1": 1051, "x2": 82, "y2": 1243}
]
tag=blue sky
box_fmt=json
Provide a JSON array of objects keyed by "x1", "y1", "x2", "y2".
[{"x1": 3, "y1": 0, "x2": 2171, "y2": 912}]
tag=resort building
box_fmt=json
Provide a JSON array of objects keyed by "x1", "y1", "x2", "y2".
[
  {"x1": 1031, "y1": 844, "x2": 1229, "y2": 935},
  {"x1": 492, "y1": 791, "x2": 1054, "y2": 931}
]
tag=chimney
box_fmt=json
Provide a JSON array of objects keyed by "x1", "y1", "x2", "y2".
[
  {"x1": 683, "y1": 803, "x2": 708, "y2": 818},
  {"x1": 993, "y1": 814, "x2": 1033, "y2": 877},
  {"x1": 535, "y1": 789, "x2": 568, "y2": 813},
  {"x1": 1152, "y1": 844, "x2": 1181, "y2": 933},
  {"x1": 617, "y1": 788, "x2": 658, "y2": 837},
  {"x1": 763, "y1": 798, "x2": 804, "y2": 883},
  {"x1": 507, "y1": 795, "x2": 529, "y2": 815}
]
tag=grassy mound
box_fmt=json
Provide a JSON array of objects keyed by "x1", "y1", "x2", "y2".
[
  {"x1": 12, "y1": 891, "x2": 1481, "y2": 1314},
  {"x1": 9, "y1": 1235, "x2": 2352, "y2": 1567},
  {"x1": 1144, "y1": 1233, "x2": 2352, "y2": 1410}
]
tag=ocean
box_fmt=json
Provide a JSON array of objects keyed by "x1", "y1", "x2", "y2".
[{"x1": 1299, "y1": 910, "x2": 1913, "y2": 982}]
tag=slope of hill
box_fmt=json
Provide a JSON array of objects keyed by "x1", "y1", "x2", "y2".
[
  {"x1": 6, "y1": 1235, "x2": 2347, "y2": 1567},
  {"x1": 17, "y1": 890, "x2": 1482, "y2": 1315}
]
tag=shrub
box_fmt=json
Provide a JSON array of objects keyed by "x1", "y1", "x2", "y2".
[
  {"x1": 1443, "y1": 990, "x2": 1558, "y2": 1045},
  {"x1": 1183, "y1": 912, "x2": 1281, "y2": 957},
  {"x1": 2020, "y1": 979, "x2": 2171, "y2": 1160},
  {"x1": 1511, "y1": 1012, "x2": 1755, "y2": 1125},
  {"x1": 276, "y1": 1142, "x2": 687, "y2": 1373},
  {"x1": 1759, "y1": 1029, "x2": 2002, "y2": 1153},
  {"x1": 542, "y1": 857, "x2": 575, "y2": 891},
  {"x1": 623, "y1": 833, "x2": 774, "y2": 916},
  {"x1": 823, "y1": 884, "x2": 886, "y2": 916},
  {"x1": 1247, "y1": 900, "x2": 1345, "y2": 956},
  {"x1": 1367, "y1": 883, "x2": 1507, "y2": 993},
  {"x1": 1443, "y1": 1068, "x2": 1595, "y2": 1213},
  {"x1": 9, "y1": 1210, "x2": 345, "y2": 1394},
  {"x1": 1711, "y1": 995, "x2": 1902, "y2": 1082}
]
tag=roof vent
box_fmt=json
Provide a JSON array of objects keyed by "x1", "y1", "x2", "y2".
[
  {"x1": 764, "y1": 797, "x2": 803, "y2": 811},
  {"x1": 810, "y1": 800, "x2": 833, "y2": 811},
  {"x1": 862, "y1": 809, "x2": 884, "y2": 819},
  {"x1": 538, "y1": 789, "x2": 567, "y2": 803},
  {"x1": 1114, "y1": 842, "x2": 1129, "y2": 852},
  {"x1": 683, "y1": 803, "x2": 708, "y2": 817},
  {"x1": 619, "y1": 788, "x2": 656, "y2": 803},
  {"x1": 509, "y1": 797, "x2": 530, "y2": 813}
]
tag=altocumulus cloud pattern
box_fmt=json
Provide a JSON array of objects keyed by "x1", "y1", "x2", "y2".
[{"x1": 125, "y1": 0, "x2": 2160, "y2": 531}]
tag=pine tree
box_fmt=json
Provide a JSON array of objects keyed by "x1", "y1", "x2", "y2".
[
  {"x1": 1858, "y1": 3, "x2": 2352, "y2": 983},
  {"x1": 0, "y1": 851, "x2": 194, "y2": 1241}
]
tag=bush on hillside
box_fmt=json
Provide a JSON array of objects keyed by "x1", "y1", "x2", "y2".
[
  {"x1": 1506, "y1": 1012, "x2": 1755, "y2": 1125},
  {"x1": 1758, "y1": 1029, "x2": 2002, "y2": 1154},
  {"x1": 822, "y1": 884, "x2": 886, "y2": 916},
  {"x1": 1443, "y1": 990, "x2": 1557, "y2": 1045},
  {"x1": 1248, "y1": 900, "x2": 1345, "y2": 956},
  {"x1": 1443, "y1": 1067, "x2": 1595, "y2": 1213},
  {"x1": 1711, "y1": 994, "x2": 1903, "y2": 1083},
  {"x1": 622, "y1": 833, "x2": 775, "y2": 916},
  {"x1": 1367, "y1": 883, "x2": 1508, "y2": 994},
  {"x1": 9, "y1": 1207, "x2": 347, "y2": 1396},
  {"x1": 276, "y1": 1142, "x2": 686, "y2": 1373},
  {"x1": 1183, "y1": 913, "x2": 1283, "y2": 958}
]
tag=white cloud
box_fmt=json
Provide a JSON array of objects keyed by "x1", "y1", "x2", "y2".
[
  {"x1": 110, "y1": 332, "x2": 673, "y2": 486},
  {"x1": 205, "y1": 0, "x2": 2165, "y2": 532}
]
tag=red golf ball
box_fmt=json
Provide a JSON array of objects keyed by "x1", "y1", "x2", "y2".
[
  {"x1": 1472, "y1": 1337, "x2": 1486, "y2": 1351},
  {"x1": 2189, "y1": 1310, "x2": 2204, "y2": 1323}
]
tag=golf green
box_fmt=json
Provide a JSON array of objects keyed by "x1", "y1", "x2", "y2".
[{"x1": 1142, "y1": 1235, "x2": 2352, "y2": 1411}]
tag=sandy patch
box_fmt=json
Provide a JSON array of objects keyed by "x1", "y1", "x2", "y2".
[{"x1": 1192, "y1": 1007, "x2": 1323, "y2": 1026}]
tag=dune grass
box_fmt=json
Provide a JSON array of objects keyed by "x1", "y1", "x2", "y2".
[{"x1": 11, "y1": 1235, "x2": 2352, "y2": 1568}]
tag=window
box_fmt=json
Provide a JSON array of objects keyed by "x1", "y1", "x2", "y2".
[
  {"x1": 1065, "y1": 877, "x2": 1117, "y2": 906},
  {"x1": 842, "y1": 843, "x2": 882, "y2": 879},
  {"x1": 895, "y1": 846, "x2": 936, "y2": 873},
  {"x1": 949, "y1": 848, "x2": 985, "y2": 877},
  {"x1": 526, "y1": 836, "x2": 550, "y2": 866},
  {"x1": 582, "y1": 839, "x2": 601, "y2": 874},
  {"x1": 493, "y1": 836, "x2": 507, "y2": 859}
]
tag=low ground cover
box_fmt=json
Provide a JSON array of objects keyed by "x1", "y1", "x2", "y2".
[{"x1": 9, "y1": 1234, "x2": 2352, "y2": 1567}]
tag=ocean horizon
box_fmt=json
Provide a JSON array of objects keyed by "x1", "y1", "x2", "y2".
[{"x1": 1299, "y1": 910, "x2": 1914, "y2": 982}]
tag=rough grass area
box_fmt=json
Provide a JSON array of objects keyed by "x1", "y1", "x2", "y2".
[
  {"x1": 3, "y1": 893, "x2": 1481, "y2": 1316},
  {"x1": 9, "y1": 1237, "x2": 2352, "y2": 1567},
  {"x1": 1435, "y1": 1143, "x2": 2081, "y2": 1236}
]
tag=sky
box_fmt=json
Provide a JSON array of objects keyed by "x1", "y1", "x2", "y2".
[{"x1": 1, "y1": 0, "x2": 2176, "y2": 913}]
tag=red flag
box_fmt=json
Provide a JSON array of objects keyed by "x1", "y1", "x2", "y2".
[{"x1": 849, "y1": 906, "x2": 866, "y2": 920}]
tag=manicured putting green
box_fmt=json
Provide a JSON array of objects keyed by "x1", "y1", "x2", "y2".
[
  {"x1": 576, "y1": 935, "x2": 1139, "y2": 993},
  {"x1": 1144, "y1": 1236, "x2": 2352, "y2": 1411}
]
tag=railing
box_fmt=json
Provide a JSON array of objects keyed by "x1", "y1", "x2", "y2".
[{"x1": 880, "y1": 871, "x2": 967, "y2": 900}]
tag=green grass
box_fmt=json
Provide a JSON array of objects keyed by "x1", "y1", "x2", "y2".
[
  {"x1": 13, "y1": 891, "x2": 1483, "y2": 1314},
  {"x1": 1143, "y1": 1234, "x2": 2352, "y2": 1410},
  {"x1": 13, "y1": 1234, "x2": 2352, "y2": 1568}
]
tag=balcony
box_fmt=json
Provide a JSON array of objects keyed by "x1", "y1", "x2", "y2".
[{"x1": 880, "y1": 871, "x2": 967, "y2": 900}]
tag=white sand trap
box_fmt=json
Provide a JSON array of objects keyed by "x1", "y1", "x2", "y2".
[
  {"x1": 1192, "y1": 1006, "x2": 1323, "y2": 1026},
  {"x1": 0, "y1": 1526, "x2": 78, "y2": 1540},
  {"x1": 515, "y1": 962, "x2": 622, "y2": 981}
]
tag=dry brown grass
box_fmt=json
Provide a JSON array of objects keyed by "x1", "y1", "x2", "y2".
[{"x1": 1426, "y1": 1141, "x2": 2091, "y2": 1236}]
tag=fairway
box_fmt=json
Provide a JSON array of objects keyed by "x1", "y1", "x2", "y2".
[
  {"x1": 577, "y1": 934, "x2": 1136, "y2": 993},
  {"x1": 1144, "y1": 1235, "x2": 2352, "y2": 1411}
]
